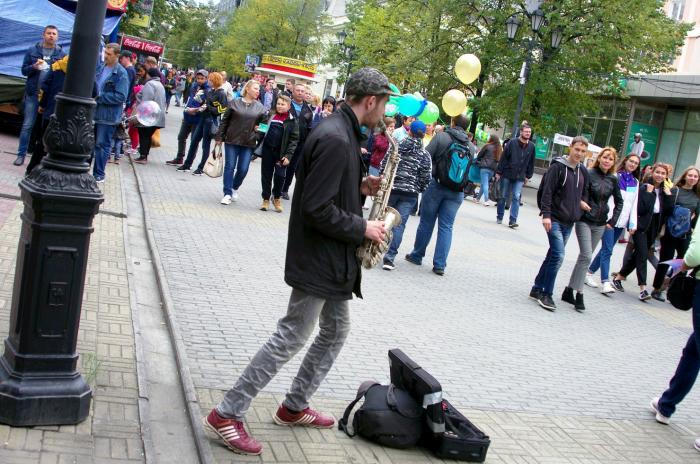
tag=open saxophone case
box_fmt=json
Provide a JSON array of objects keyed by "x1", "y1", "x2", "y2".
[{"x1": 388, "y1": 349, "x2": 491, "y2": 462}]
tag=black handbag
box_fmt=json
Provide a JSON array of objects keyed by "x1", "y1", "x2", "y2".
[
  {"x1": 427, "y1": 400, "x2": 491, "y2": 462},
  {"x1": 667, "y1": 267, "x2": 698, "y2": 311},
  {"x1": 338, "y1": 380, "x2": 424, "y2": 449}
]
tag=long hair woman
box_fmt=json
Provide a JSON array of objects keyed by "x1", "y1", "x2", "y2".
[
  {"x1": 562, "y1": 147, "x2": 623, "y2": 311},
  {"x1": 650, "y1": 166, "x2": 700, "y2": 301},
  {"x1": 133, "y1": 68, "x2": 166, "y2": 163},
  {"x1": 216, "y1": 79, "x2": 266, "y2": 205},
  {"x1": 586, "y1": 153, "x2": 641, "y2": 293},
  {"x1": 474, "y1": 134, "x2": 502, "y2": 205},
  {"x1": 612, "y1": 162, "x2": 671, "y2": 300}
]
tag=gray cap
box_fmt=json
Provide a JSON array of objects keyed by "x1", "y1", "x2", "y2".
[
  {"x1": 196, "y1": 69, "x2": 209, "y2": 78},
  {"x1": 344, "y1": 67, "x2": 394, "y2": 98}
]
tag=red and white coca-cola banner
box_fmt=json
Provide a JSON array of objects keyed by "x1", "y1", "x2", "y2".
[{"x1": 121, "y1": 35, "x2": 164, "y2": 57}]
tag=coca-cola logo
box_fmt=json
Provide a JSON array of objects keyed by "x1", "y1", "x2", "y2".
[{"x1": 122, "y1": 36, "x2": 163, "y2": 56}]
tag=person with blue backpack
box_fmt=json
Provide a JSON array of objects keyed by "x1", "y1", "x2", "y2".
[
  {"x1": 650, "y1": 166, "x2": 700, "y2": 302},
  {"x1": 404, "y1": 114, "x2": 471, "y2": 276},
  {"x1": 495, "y1": 123, "x2": 536, "y2": 228}
]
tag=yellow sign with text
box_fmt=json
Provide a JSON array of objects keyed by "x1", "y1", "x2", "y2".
[{"x1": 261, "y1": 55, "x2": 317, "y2": 74}]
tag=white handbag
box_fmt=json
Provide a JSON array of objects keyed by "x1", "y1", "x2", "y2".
[{"x1": 204, "y1": 144, "x2": 224, "y2": 178}]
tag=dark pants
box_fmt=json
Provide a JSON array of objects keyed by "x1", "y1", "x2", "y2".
[
  {"x1": 384, "y1": 192, "x2": 419, "y2": 263},
  {"x1": 618, "y1": 228, "x2": 652, "y2": 286},
  {"x1": 137, "y1": 126, "x2": 158, "y2": 159},
  {"x1": 653, "y1": 232, "x2": 691, "y2": 290},
  {"x1": 282, "y1": 144, "x2": 304, "y2": 194},
  {"x1": 532, "y1": 221, "x2": 574, "y2": 297},
  {"x1": 260, "y1": 150, "x2": 287, "y2": 200},
  {"x1": 176, "y1": 118, "x2": 198, "y2": 160},
  {"x1": 25, "y1": 118, "x2": 49, "y2": 175},
  {"x1": 658, "y1": 284, "x2": 700, "y2": 417},
  {"x1": 183, "y1": 117, "x2": 213, "y2": 170}
]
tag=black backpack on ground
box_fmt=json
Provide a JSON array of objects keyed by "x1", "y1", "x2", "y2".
[
  {"x1": 338, "y1": 380, "x2": 424, "y2": 449},
  {"x1": 434, "y1": 135, "x2": 472, "y2": 192}
]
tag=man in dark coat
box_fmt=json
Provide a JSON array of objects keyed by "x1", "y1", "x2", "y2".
[
  {"x1": 280, "y1": 82, "x2": 315, "y2": 199},
  {"x1": 202, "y1": 68, "x2": 391, "y2": 457},
  {"x1": 495, "y1": 123, "x2": 535, "y2": 228}
]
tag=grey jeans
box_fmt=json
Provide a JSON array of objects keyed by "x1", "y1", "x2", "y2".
[
  {"x1": 217, "y1": 289, "x2": 351, "y2": 419},
  {"x1": 569, "y1": 222, "x2": 607, "y2": 292}
]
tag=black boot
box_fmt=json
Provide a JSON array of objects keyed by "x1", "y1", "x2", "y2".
[
  {"x1": 574, "y1": 292, "x2": 586, "y2": 312},
  {"x1": 561, "y1": 286, "x2": 575, "y2": 305}
]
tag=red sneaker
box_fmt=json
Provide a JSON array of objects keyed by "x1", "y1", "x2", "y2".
[
  {"x1": 202, "y1": 409, "x2": 262, "y2": 455},
  {"x1": 273, "y1": 405, "x2": 335, "y2": 429}
]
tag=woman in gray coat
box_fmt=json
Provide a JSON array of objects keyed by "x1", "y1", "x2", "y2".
[{"x1": 134, "y1": 68, "x2": 166, "y2": 164}]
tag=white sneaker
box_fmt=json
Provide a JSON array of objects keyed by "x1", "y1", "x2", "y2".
[
  {"x1": 220, "y1": 195, "x2": 232, "y2": 205},
  {"x1": 601, "y1": 281, "x2": 616, "y2": 294},
  {"x1": 584, "y1": 273, "x2": 599, "y2": 288},
  {"x1": 650, "y1": 397, "x2": 670, "y2": 425},
  {"x1": 231, "y1": 190, "x2": 239, "y2": 202}
]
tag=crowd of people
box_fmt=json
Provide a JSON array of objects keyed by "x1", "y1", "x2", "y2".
[{"x1": 11, "y1": 26, "x2": 700, "y2": 457}]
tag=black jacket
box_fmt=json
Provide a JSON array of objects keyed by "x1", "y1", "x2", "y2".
[
  {"x1": 539, "y1": 157, "x2": 589, "y2": 226},
  {"x1": 262, "y1": 113, "x2": 299, "y2": 160},
  {"x1": 582, "y1": 167, "x2": 624, "y2": 227},
  {"x1": 475, "y1": 143, "x2": 498, "y2": 171},
  {"x1": 636, "y1": 183, "x2": 667, "y2": 233},
  {"x1": 497, "y1": 138, "x2": 535, "y2": 180},
  {"x1": 290, "y1": 101, "x2": 314, "y2": 143},
  {"x1": 425, "y1": 127, "x2": 470, "y2": 179},
  {"x1": 284, "y1": 104, "x2": 367, "y2": 300}
]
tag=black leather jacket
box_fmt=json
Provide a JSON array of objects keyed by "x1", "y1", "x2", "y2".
[{"x1": 582, "y1": 167, "x2": 624, "y2": 226}]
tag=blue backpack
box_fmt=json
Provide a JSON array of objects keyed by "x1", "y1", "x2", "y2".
[
  {"x1": 435, "y1": 137, "x2": 471, "y2": 192},
  {"x1": 667, "y1": 189, "x2": 692, "y2": 238}
]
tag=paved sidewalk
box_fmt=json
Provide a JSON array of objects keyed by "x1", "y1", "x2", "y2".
[{"x1": 0, "y1": 162, "x2": 144, "y2": 463}]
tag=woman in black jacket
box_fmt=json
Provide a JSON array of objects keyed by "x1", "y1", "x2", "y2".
[
  {"x1": 473, "y1": 134, "x2": 502, "y2": 205},
  {"x1": 562, "y1": 147, "x2": 623, "y2": 311},
  {"x1": 258, "y1": 94, "x2": 299, "y2": 213},
  {"x1": 651, "y1": 166, "x2": 700, "y2": 301},
  {"x1": 613, "y1": 163, "x2": 671, "y2": 300}
]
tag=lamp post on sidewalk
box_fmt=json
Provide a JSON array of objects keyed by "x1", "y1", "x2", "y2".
[
  {"x1": 337, "y1": 30, "x2": 355, "y2": 98},
  {"x1": 0, "y1": 0, "x2": 106, "y2": 426},
  {"x1": 506, "y1": 9, "x2": 562, "y2": 137}
]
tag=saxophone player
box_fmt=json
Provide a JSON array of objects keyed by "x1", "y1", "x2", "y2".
[{"x1": 202, "y1": 68, "x2": 394, "y2": 456}]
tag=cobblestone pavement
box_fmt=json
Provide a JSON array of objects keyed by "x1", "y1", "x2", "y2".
[
  {"x1": 0, "y1": 159, "x2": 145, "y2": 463},
  {"x1": 129, "y1": 111, "x2": 700, "y2": 462}
]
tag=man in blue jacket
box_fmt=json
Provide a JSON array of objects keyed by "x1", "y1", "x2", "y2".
[
  {"x1": 13, "y1": 25, "x2": 66, "y2": 167},
  {"x1": 165, "y1": 69, "x2": 209, "y2": 166},
  {"x1": 92, "y1": 43, "x2": 129, "y2": 183},
  {"x1": 495, "y1": 123, "x2": 535, "y2": 228}
]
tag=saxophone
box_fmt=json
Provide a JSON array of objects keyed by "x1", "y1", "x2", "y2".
[{"x1": 357, "y1": 136, "x2": 402, "y2": 269}]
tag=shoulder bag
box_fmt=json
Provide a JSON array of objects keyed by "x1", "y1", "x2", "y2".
[{"x1": 203, "y1": 144, "x2": 224, "y2": 178}]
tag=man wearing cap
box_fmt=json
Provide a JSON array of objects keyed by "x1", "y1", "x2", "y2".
[
  {"x1": 118, "y1": 50, "x2": 136, "y2": 104},
  {"x1": 630, "y1": 133, "x2": 645, "y2": 157},
  {"x1": 202, "y1": 68, "x2": 391, "y2": 456},
  {"x1": 165, "y1": 69, "x2": 210, "y2": 165},
  {"x1": 381, "y1": 120, "x2": 432, "y2": 270}
]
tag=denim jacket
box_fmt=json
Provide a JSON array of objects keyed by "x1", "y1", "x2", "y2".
[
  {"x1": 94, "y1": 63, "x2": 129, "y2": 125},
  {"x1": 21, "y1": 42, "x2": 66, "y2": 97}
]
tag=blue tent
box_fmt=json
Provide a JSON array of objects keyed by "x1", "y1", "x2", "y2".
[{"x1": 0, "y1": 0, "x2": 122, "y2": 79}]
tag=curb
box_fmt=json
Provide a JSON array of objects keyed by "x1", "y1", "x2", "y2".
[{"x1": 127, "y1": 156, "x2": 215, "y2": 464}]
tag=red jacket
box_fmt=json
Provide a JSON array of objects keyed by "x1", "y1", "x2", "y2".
[{"x1": 370, "y1": 133, "x2": 390, "y2": 168}]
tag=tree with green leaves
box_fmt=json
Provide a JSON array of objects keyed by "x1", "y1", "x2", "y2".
[
  {"x1": 209, "y1": 0, "x2": 330, "y2": 76},
  {"x1": 120, "y1": 0, "x2": 192, "y2": 43},
  {"x1": 342, "y1": 0, "x2": 690, "y2": 135}
]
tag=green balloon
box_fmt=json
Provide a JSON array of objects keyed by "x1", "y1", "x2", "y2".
[{"x1": 418, "y1": 101, "x2": 440, "y2": 124}]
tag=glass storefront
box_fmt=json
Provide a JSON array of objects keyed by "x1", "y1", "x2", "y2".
[{"x1": 656, "y1": 109, "x2": 700, "y2": 175}]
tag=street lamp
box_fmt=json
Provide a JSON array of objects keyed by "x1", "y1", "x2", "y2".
[
  {"x1": 506, "y1": 9, "x2": 561, "y2": 138},
  {"x1": 337, "y1": 30, "x2": 354, "y2": 97},
  {"x1": 0, "y1": 0, "x2": 105, "y2": 425}
]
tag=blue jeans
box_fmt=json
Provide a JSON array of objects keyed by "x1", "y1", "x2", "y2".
[
  {"x1": 478, "y1": 168, "x2": 494, "y2": 202},
  {"x1": 496, "y1": 178, "x2": 524, "y2": 224},
  {"x1": 17, "y1": 93, "x2": 39, "y2": 157},
  {"x1": 588, "y1": 227, "x2": 625, "y2": 282},
  {"x1": 407, "y1": 180, "x2": 463, "y2": 270},
  {"x1": 368, "y1": 166, "x2": 381, "y2": 177},
  {"x1": 184, "y1": 117, "x2": 213, "y2": 170},
  {"x1": 110, "y1": 138, "x2": 124, "y2": 160},
  {"x1": 92, "y1": 123, "x2": 117, "y2": 179},
  {"x1": 658, "y1": 284, "x2": 700, "y2": 418},
  {"x1": 384, "y1": 193, "x2": 418, "y2": 263},
  {"x1": 532, "y1": 221, "x2": 573, "y2": 297},
  {"x1": 223, "y1": 144, "x2": 253, "y2": 195}
]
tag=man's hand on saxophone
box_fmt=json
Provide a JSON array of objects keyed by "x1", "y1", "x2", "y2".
[
  {"x1": 364, "y1": 220, "x2": 386, "y2": 243},
  {"x1": 361, "y1": 175, "x2": 383, "y2": 196}
]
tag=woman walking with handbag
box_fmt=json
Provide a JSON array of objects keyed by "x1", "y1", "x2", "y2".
[
  {"x1": 650, "y1": 167, "x2": 700, "y2": 302},
  {"x1": 473, "y1": 134, "x2": 502, "y2": 206},
  {"x1": 561, "y1": 147, "x2": 624, "y2": 311},
  {"x1": 611, "y1": 163, "x2": 669, "y2": 300},
  {"x1": 178, "y1": 72, "x2": 228, "y2": 176},
  {"x1": 216, "y1": 80, "x2": 266, "y2": 205},
  {"x1": 133, "y1": 68, "x2": 166, "y2": 164},
  {"x1": 258, "y1": 94, "x2": 299, "y2": 213},
  {"x1": 585, "y1": 153, "x2": 641, "y2": 293}
]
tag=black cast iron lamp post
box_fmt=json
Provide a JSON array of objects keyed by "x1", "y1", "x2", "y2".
[
  {"x1": 0, "y1": 0, "x2": 106, "y2": 426},
  {"x1": 337, "y1": 30, "x2": 354, "y2": 98},
  {"x1": 506, "y1": 8, "x2": 560, "y2": 138}
]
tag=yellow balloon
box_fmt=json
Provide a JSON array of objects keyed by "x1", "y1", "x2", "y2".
[
  {"x1": 442, "y1": 89, "x2": 467, "y2": 117},
  {"x1": 455, "y1": 54, "x2": 481, "y2": 85}
]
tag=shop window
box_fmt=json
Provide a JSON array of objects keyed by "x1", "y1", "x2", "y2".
[
  {"x1": 609, "y1": 120, "x2": 627, "y2": 153},
  {"x1": 664, "y1": 110, "x2": 686, "y2": 130},
  {"x1": 594, "y1": 119, "x2": 611, "y2": 148},
  {"x1": 678, "y1": 131, "x2": 700, "y2": 172},
  {"x1": 598, "y1": 100, "x2": 614, "y2": 119},
  {"x1": 613, "y1": 100, "x2": 630, "y2": 121},
  {"x1": 657, "y1": 130, "x2": 683, "y2": 167},
  {"x1": 633, "y1": 107, "x2": 664, "y2": 127},
  {"x1": 686, "y1": 111, "x2": 700, "y2": 131}
]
